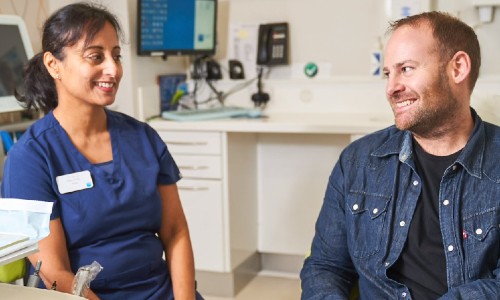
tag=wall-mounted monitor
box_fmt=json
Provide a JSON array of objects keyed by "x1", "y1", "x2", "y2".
[
  {"x1": 0, "y1": 15, "x2": 34, "y2": 113},
  {"x1": 137, "y1": 0, "x2": 217, "y2": 57}
]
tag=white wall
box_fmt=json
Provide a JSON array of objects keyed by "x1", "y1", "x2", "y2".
[
  {"x1": 0, "y1": 0, "x2": 46, "y2": 56},
  {"x1": 2, "y1": 0, "x2": 500, "y2": 117},
  {"x1": 226, "y1": 0, "x2": 500, "y2": 79},
  {"x1": 0, "y1": 0, "x2": 131, "y2": 116},
  {"x1": 45, "y1": 0, "x2": 139, "y2": 117},
  {"x1": 227, "y1": 0, "x2": 386, "y2": 78}
]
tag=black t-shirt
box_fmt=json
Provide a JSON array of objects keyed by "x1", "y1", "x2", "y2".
[{"x1": 388, "y1": 141, "x2": 461, "y2": 299}]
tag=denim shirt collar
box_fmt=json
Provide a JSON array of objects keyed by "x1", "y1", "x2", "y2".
[{"x1": 371, "y1": 108, "x2": 485, "y2": 178}]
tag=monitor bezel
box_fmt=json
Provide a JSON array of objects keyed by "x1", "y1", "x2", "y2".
[
  {"x1": 0, "y1": 14, "x2": 34, "y2": 113},
  {"x1": 136, "y1": 0, "x2": 218, "y2": 57}
]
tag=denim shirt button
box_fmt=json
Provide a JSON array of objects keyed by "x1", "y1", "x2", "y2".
[
  {"x1": 399, "y1": 221, "x2": 406, "y2": 227},
  {"x1": 353, "y1": 204, "x2": 359, "y2": 211},
  {"x1": 384, "y1": 262, "x2": 390, "y2": 267},
  {"x1": 373, "y1": 208, "x2": 379, "y2": 214},
  {"x1": 443, "y1": 199, "x2": 450, "y2": 206},
  {"x1": 401, "y1": 292, "x2": 407, "y2": 297},
  {"x1": 475, "y1": 228, "x2": 483, "y2": 235},
  {"x1": 448, "y1": 245, "x2": 454, "y2": 252},
  {"x1": 452, "y1": 165, "x2": 457, "y2": 171},
  {"x1": 412, "y1": 180, "x2": 419, "y2": 186}
]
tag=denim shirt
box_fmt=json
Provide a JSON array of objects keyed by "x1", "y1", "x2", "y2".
[{"x1": 301, "y1": 110, "x2": 500, "y2": 300}]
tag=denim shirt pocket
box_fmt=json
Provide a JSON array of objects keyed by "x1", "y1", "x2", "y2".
[
  {"x1": 462, "y1": 208, "x2": 500, "y2": 279},
  {"x1": 346, "y1": 191, "x2": 391, "y2": 259}
]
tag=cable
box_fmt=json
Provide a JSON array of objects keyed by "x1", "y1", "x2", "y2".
[
  {"x1": 225, "y1": 77, "x2": 258, "y2": 96},
  {"x1": 194, "y1": 76, "x2": 258, "y2": 107},
  {"x1": 205, "y1": 80, "x2": 224, "y2": 105},
  {"x1": 251, "y1": 66, "x2": 270, "y2": 108}
]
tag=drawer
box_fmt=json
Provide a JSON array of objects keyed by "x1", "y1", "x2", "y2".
[
  {"x1": 178, "y1": 179, "x2": 226, "y2": 272},
  {"x1": 174, "y1": 154, "x2": 222, "y2": 179},
  {"x1": 158, "y1": 131, "x2": 222, "y2": 155}
]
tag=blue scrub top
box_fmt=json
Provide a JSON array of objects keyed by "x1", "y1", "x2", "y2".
[{"x1": 1, "y1": 110, "x2": 183, "y2": 299}]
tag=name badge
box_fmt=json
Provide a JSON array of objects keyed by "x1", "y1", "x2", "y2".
[{"x1": 56, "y1": 170, "x2": 94, "y2": 194}]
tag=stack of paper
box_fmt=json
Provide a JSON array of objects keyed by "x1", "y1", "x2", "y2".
[
  {"x1": 0, "y1": 198, "x2": 53, "y2": 266},
  {"x1": 0, "y1": 233, "x2": 35, "y2": 266},
  {"x1": 0, "y1": 233, "x2": 29, "y2": 251}
]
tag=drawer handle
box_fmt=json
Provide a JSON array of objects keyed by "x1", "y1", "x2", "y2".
[
  {"x1": 178, "y1": 165, "x2": 209, "y2": 170},
  {"x1": 179, "y1": 186, "x2": 210, "y2": 191},
  {"x1": 166, "y1": 140, "x2": 208, "y2": 146}
]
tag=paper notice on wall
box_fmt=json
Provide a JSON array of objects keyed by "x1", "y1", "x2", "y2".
[{"x1": 228, "y1": 23, "x2": 259, "y2": 79}]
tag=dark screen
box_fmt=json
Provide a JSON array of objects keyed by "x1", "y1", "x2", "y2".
[{"x1": 0, "y1": 24, "x2": 28, "y2": 97}]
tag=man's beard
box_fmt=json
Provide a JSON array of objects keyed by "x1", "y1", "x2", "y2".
[{"x1": 393, "y1": 71, "x2": 460, "y2": 138}]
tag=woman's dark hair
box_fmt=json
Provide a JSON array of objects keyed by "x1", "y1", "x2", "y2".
[{"x1": 16, "y1": 2, "x2": 123, "y2": 113}]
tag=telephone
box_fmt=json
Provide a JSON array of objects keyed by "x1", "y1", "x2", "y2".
[{"x1": 256, "y1": 22, "x2": 289, "y2": 66}]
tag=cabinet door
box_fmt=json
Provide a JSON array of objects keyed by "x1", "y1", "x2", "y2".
[
  {"x1": 177, "y1": 179, "x2": 226, "y2": 272},
  {"x1": 174, "y1": 155, "x2": 222, "y2": 179},
  {"x1": 158, "y1": 131, "x2": 221, "y2": 155}
]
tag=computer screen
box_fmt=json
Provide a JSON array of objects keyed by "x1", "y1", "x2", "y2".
[
  {"x1": 137, "y1": 0, "x2": 217, "y2": 57},
  {"x1": 0, "y1": 15, "x2": 33, "y2": 113}
]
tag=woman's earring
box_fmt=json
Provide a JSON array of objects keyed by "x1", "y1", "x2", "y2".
[{"x1": 55, "y1": 74, "x2": 61, "y2": 80}]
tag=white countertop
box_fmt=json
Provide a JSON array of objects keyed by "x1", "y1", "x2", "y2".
[
  {"x1": 148, "y1": 112, "x2": 395, "y2": 135},
  {"x1": 0, "y1": 283, "x2": 84, "y2": 300}
]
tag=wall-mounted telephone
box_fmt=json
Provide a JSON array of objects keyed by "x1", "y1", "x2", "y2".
[{"x1": 256, "y1": 22, "x2": 289, "y2": 66}]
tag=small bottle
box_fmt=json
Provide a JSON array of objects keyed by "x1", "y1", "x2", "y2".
[{"x1": 370, "y1": 37, "x2": 383, "y2": 78}]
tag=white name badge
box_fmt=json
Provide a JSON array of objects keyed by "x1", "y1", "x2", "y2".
[{"x1": 56, "y1": 170, "x2": 94, "y2": 194}]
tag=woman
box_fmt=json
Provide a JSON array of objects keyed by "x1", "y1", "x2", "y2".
[{"x1": 1, "y1": 2, "x2": 202, "y2": 299}]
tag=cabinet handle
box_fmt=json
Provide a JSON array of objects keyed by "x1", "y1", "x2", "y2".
[
  {"x1": 178, "y1": 165, "x2": 209, "y2": 170},
  {"x1": 165, "y1": 140, "x2": 208, "y2": 146},
  {"x1": 178, "y1": 186, "x2": 210, "y2": 191}
]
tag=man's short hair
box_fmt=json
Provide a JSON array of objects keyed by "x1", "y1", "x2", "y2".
[{"x1": 387, "y1": 11, "x2": 481, "y2": 92}]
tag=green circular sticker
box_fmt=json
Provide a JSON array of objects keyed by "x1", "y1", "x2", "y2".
[{"x1": 304, "y1": 62, "x2": 318, "y2": 78}]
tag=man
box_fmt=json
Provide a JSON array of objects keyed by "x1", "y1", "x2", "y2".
[{"x1": 300, "y1": 11, "x2": 499, "y2": 299}]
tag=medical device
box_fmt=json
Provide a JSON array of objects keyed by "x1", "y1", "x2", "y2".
[{"x1": 0, "y1": 15, "x2": 34, "y2": 113}]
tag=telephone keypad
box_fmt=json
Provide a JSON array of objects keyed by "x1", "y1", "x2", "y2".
[{"x1": 272, "y1": 45, "x2": 284, "y2": 59}]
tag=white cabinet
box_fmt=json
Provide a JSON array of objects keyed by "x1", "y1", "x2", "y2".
[
  {"x1": 159, "y1": 131, "x2": 221, "y2": 155},
  {"x1": 178, "y1": 179, "x2": 225, "y2": 271},
  {"x1": 148, "y1": 112, "x2": 389, "y2": 295},
  {"x1": 256, "y1": 133, "x2": 350, "y2": 255},
  {"x1": 153, "y1": 129, "x2": 258, "y2": 273},
  {"x1": 174, "y1": 155, "x2": 222, "y2": 179}
]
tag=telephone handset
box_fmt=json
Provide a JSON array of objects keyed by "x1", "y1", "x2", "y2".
[{"x1": 256, "y1": 22, "x2": 289, "y2": 66}]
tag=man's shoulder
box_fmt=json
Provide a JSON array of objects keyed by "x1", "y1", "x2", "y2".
[
  {"x1": 346, "y1": 125, "x2": 402, "y2": 153},
  {"x1": 482, "y1": 121, "x2": 500, "y2": 158},
  {"x1": 483, "y1": 121, "x2": 500, "y2": 136},
  {"x1": 482, "y1": 121, "x2": 500, "y2": 153}
]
